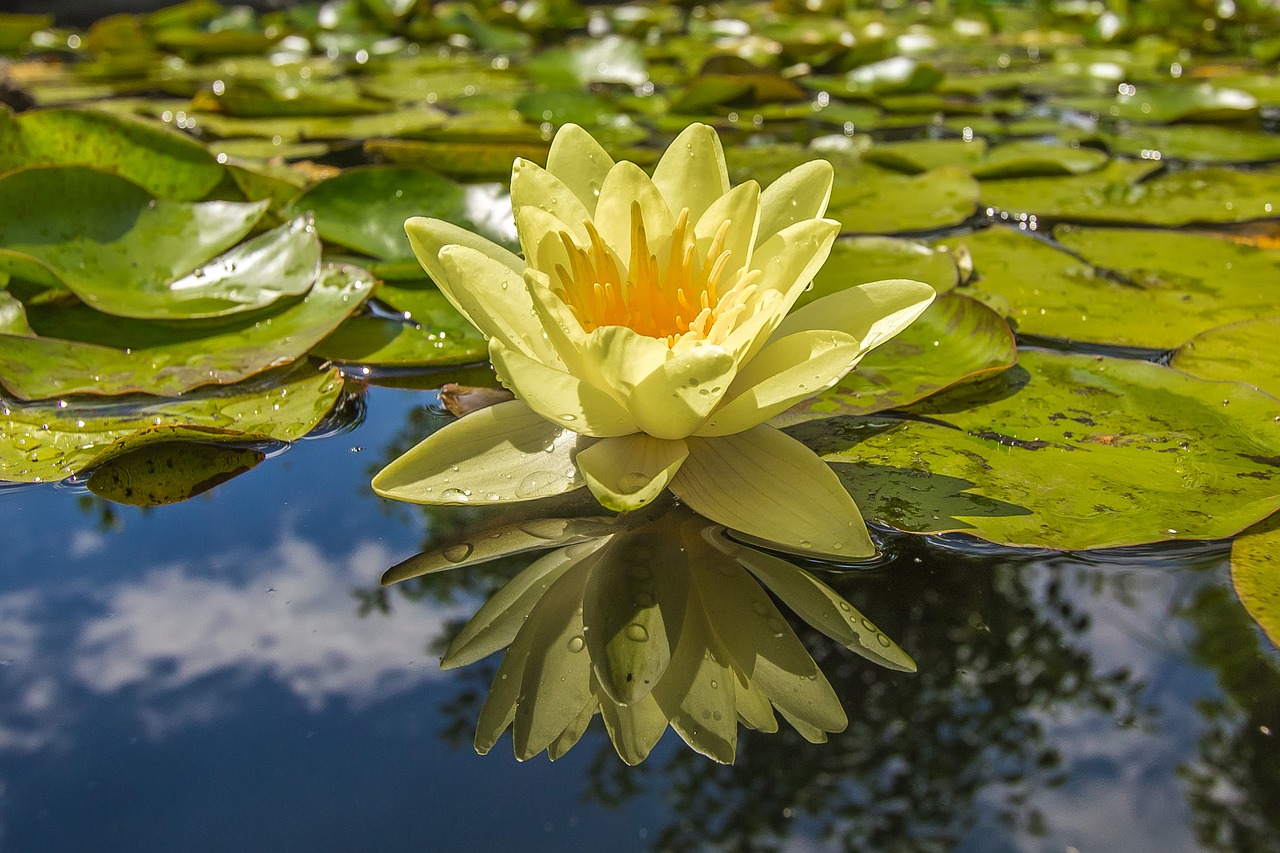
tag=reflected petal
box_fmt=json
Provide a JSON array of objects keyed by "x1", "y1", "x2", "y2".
[{"x1": 598, "y1": 678, "x2": 669, "y2": 765}]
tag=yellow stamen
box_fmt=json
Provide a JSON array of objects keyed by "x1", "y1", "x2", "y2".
[{"x1": 550, "y1": 202, "x2": 756, "y2": 348}]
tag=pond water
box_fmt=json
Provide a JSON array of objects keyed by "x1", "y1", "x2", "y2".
[
  {"x1": 4, "y1": 0, "x2": 1280, "y2": 849},
  {"x1": 1, "y1": 382, "x2": 1276, "y2": 851}
]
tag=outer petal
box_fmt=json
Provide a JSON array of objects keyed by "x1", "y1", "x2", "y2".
[
  {"x1": 576, "y1": 433, "x2": 689, "y2": 512},
  {"x1": 756, "y1": 160, "x2": 834, "y2": 244},
  {"x1": 546, "y1": 123, "x2": 615, "y2": 216},
  {"x1": 670, "y1": 424, "x2": 875, "y2": 558},
  {"x1": 371, "y1": 400, "x2": 585, "y2": 504},
  {"x1": 652, "y1": 123, "x2": 730, "y2": 225},
  {"x1": 696, "y1": 329, "x2": 860, "y2": 437},
  {"x1": 693, "y1": 179, "x2": 761, "y2": 280},
  {"x1": 597, "y1": 678, "x2": 668, "y2": 765},
  {"x1": 593, "y1": 160, "x2": 674, "y2": 267},
  {"x1": 771, "y1": 278, "x2": 936, "y2": 348},
  {"x1": 490, "y1": 338, "x2": 638, "y2": 437},
  {"x1": 516, "y1": 205, "x2": 577, "y2": 279},
  {"x1": 405, "y1": 216, "x2": 524, "y2": 322},
  {"x1": 509, "y1": 158, "x2": 591, "y2": 245},
  {"x1": 629, "y1": 345, "x2": 738, "y2": 439},
  {"x1": 722, "y1": 218, "x2": 840, "y2": 365},
  {"x1": 434, "y1": 244, "x2": 561, "y2": 365}
]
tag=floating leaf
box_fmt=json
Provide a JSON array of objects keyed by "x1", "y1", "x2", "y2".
[
  {"x1": 798, "y1": 236, "x2": 959, "y2": 308},
  {"x1": 829, "y1": 165, "x2": 979, "y2": 234},
  {"x1": 1052, "y1": 84, "x2": 1258, "y2": 124},
  {"x1": 1170, "y1": 318, "x2": 1280, "y2": 399},
  {"x1": 85, "y1": 428, "x2": 267, "y2": 506},
  {"x1": 776, "y1": 292, "x2": 1016, "y2": 425},
  {"x1": 312, "y1": 280, "x2": 487, "y2": 366},
  {"x1": 797, "y1": 350, "x2": 1280, "y2": 550},
  {"x1": 194, "y1": 105, "x2": 448, "y2": 142},
  {"x1": 284, "y1": 166, "x2": 507, "y2": 261},
  {"x1": 982, "y1": 162, "x2": 1280, "y2": 226},
  {"x1": 954, "y1": 226, "x2": 1280, "y2": 349},
  {"x1": 57, "y1": 216, "x2": 320, "y2": 320},
  {"x1": 0, "y1": 166, "x2": 267, "y2": 296},
  {"x1": 1088, "y1": 125, "x2": 1280, "y2": 164},
  {"x1": 1230, "y1": 515, "x2": 1280, "y2": 648},
  {"x1": 0, "y1": 362, "x2": 344, "y2": 483},
  {"x1": 0, "y1": 264, "x2": 372, "y2": 399},
  {"x1": 0, "y1": 291, "x2": 31, "y2": 335},
  {"x1": 0, "y1": 107, "x2": 224, "y2": 201},
  {"x1": 365, "y1": 137, "x2": 550, "y2": 180}
]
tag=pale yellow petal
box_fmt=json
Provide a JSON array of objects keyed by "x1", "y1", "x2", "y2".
[
  {"x1": 514, "y1": 204, "x2": 575, "y2": 278},
  {"x1": 490, "y1": 338, "x2": 639, "y2": 437},
  {"x1": 756, "y1": 159, "x2": 834, "y2": 243},
  {"x1": 405, "y1": 216, "x2": 523, "y2": 326},
  {"x1": 714, "y1": 536, "x2": 917, "y2": 672},
  {"x1": 580, "y1": 324, "x2": 675, "y2": 397},
  {"x1": 546, "y1": 123, "x2": 615, "y2": 216},
  {"x1": 597, "y1": 680, "x2": 669, "y2": 765},
  {"x1": 733, "y1": 671, "x2": 778, "y2": 732},
  {"x1": 509, "y1": 158, "x2": 591, "y2": 244},
  {"x1": 435, "y1": 245, "x2": 561, "y2": 365},
  {"x1": 693, "y1": 179, "x2": 761, "y2": 278},
  {"x1": 547, "y1": 696, "x2": 599, "y2": 761},
  {"x1": 652, "y1": 123, "x2": 730, "y2": 225},
  {"x1": 593, "y1": 160, "x2": 674, "y2": 268},
  {"x1": 722, "y1": 218, "x2": 840, "y2": 365},
  {"x1": 442, "y1": 539, "x2": 607, "y2": 669},
  {"x1": 671, "y1": 425, "x2": 875, "y2": 558},
  {"x1": 371, "y1": 400, "x2": 585, "y2": 505},
  {"x1": 512, "y1": 557, "x2": 597, "y2": 761},
  {"x1": 771, "y1": 277, "x2": 936, "y2": 349},
  {"x1": 697, "y1": 330, "x2": 860, "y2": 437},
  {"x1": 383, "y1": 516, "x2": 613, "y2": 585},
  {"x1": 583, "y1": 530, "x2": 691, "y2": 703},
  {"x1": 629, "y1": 345, "x2": 738, "y2": 439},
  {"x1": 576, "y1": 433, "x2": 688, "y2": 512}
]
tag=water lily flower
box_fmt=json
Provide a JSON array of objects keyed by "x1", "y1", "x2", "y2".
[
  {"x1": 383, "y1": 502, "x2": 915, "y2": 764},
  {"x1": 373, "y1": 122, "x2": 935, "y2": 558}
]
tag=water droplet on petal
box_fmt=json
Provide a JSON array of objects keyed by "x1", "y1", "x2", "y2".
[{"x1": 442, "y1": 543, "x2": 474, "y2": 563}]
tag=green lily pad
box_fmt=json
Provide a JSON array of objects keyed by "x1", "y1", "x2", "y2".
[
  {"x1": 776, "y1": 292, "x2": 1016, "y2": 425},
  {"x1": 0, "y1": 13, "x2": 52, "y2": 52},
  {"x1": 1170, "y1": 318, "x2": 1280, "y2": 399},
  {"x1": 0, "y1": 362, "x2": 344, "y2": 483},
  {"x1": 193, "y1": 105, "x2": 448, "y2": 142},
  {"x1": 206, "y1": 138, "x2": 332, "y2": 162},
  {"x1": 954, "y1": 226, "x2": 1280, "y2": 350},
  {"x1": 863, "y1": 138, "x2": 1108, "y2": 178},
  {"x1": 0, "y1": 263, "x2": 372, "y2": 400},
  {"x1": 800, "y1": 236, "x2": 959, "y2": 308},
  {"x1": 797, "y1": 350, "x2": 1280, "y2": 550},
  {"x1": 225, "y1": 159, "x2": 308, "y2": 212},
  {"x1": 982, "y1": 162, "x2": 1280, "y2": 226},
  {"x1": 527, "y1": 35, "x2": 648, "y2": 87},
  {"x1": 1230, "y1": 515, "x2": 1280, "y2": 648},
  {"x1": 314, "y1": 280, "x2": 487, "y2": 366},
  {"x1": 0, "y1": 166, "x2": 267, "y2": 296},
  {"x1": 862, "y1": 138, "x2": 987, "y2": 173},
  {"x1": 85, "y1": 427, "x2": 268, "y2": 506},
  {"x1": 1053, "y1": 83, "x2": 1258, "y2": 124},
  {"x1": 365, "y1": 137, "x2": 550, "y2": 180},
  {"x1": 0, "y1": 107, "x2": 224, "y2": 201},
  {"x1": 844, "y1": 58, "x2": 944, "y2": 96},
  {"x1": 284, "y1": 166, "x2": 507, "y2": 261},
  {"x1": 1089, "y1": 125, "x2": 1280, "y2": 164},
  {"x1": 60, "y1": 216, "x2": 321, "y2": 320}
]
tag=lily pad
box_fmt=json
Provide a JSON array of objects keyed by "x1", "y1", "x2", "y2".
[
  {"x1": 365, "y1": 138, "x2": 551, "y2": 180},
  {"x1": 775, "y1": 292, "x2": 1016, "y2": 425},
  {"x1": 829, "y1": 165, "x2": 980, "y2": 234},
  {"x1": 955, "y1": 226, "x2": 1280, "y2": 350},
  {"x1": 0, "y1": 363, "x2": 344, "y2": 483},
  {"x1": 1053, "y1": 84, "x2": 1258, "y2": 124},
  {"x1": 982, "y1": 162, "x2": 1280, "y2": 226},
  {"x1": 60, "y1": 216, "x2": 321, "y2": 320},
  {"x1": 797, "y1": 350, "x2": 1280, "y2": 550},
  {"x1": 85, "y1": 427, "x2": 268, "y2": 506},
  {"x1": 1229, "y1": 515, "x2": 1280, "y2": 648},
  {"x1": 0, "y1": 264, "x2": 372, "y2": 399},
  {"x1": 312, "y1": 312, "x2": 487, "y2": 367},
  {"x1": 193, "y1": 105, "x2": 448, "y2": 143},
  {"x1": 0, "y1": 107, "x2": 224, "y2": 201},
  {"x1": 284, "y1": 166, "x2": 505, "y2": 261},
  {"x1": 0, "y1": 291, "x2": 31, "y2": 335},
  {"x1": 0, "y1": 166, "x2": 267, "y2": 296},
  {"x1": 1089, "y1": 125, "x2": 1280, "y2": 164},
  {"x1": 1170, "y1": 318, "x2": 1280, "y2": 399},
  {"x1": 799, "y1": 236, "x2": 959, "y2": 306}
]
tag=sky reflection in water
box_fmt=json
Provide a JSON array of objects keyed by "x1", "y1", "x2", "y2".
[{"x1": 0, "y1": 384, "x2": 1275, "y2": 852}]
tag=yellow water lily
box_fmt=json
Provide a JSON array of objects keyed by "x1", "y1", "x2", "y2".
[
  {"x1": 383, "y1": 502, "x2": 915, "y2": 764},
  {"x1": 373, "y1": 122, "x2": 935, "y2": 557}
]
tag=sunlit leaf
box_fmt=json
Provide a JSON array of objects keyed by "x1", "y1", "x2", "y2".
[{"x1": 1229, "y1": 515, "x2": 1280, "y2": 648}]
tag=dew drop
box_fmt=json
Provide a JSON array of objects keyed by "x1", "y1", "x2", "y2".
[
  {"x1": 617, "y1": 471, "x2": 650, "y2": 493},
  {"x1": 441, "y1": 487, "x2": 470, "y2": 501},
  {"x1": 442, "y1": 543, "x2": 474, "y2": 563},
  {"x1": 567, "y1": 636, "x2": 585, "y2": 653},
  {"x1": 626, "y1": 624, "x2": 648, "y2": 642}
]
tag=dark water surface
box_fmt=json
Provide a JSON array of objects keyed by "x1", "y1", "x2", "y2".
[{"x1": 1, "y1": 382, "x2": 1277, "y2": 852}]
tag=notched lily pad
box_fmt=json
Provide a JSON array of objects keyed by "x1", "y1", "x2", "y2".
[
  {"x1": 776, "y1": 292, "x2": 1016, "y2": 425},
  {"x1": 1171, "y1": 318, "x2": 1280, "y2": 399},
  {"x1": 797, "y1": 350, "x2": 1280, "y2": 550},
  {"x1": 0, "y1": 362, "x2": 344, "y2": 483},
  {"x1": 0, "y1": 263, "x2": 372, "y2": 399}
]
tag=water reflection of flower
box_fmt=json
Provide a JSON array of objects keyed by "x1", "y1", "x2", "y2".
[
  {"x1": 373, "y1": 122, "x2": 935, "y2": 559},
  {"x1": 384, "y1": 501, "x2": 914, "y2": 764}
]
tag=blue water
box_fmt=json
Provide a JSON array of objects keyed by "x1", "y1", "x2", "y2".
[{"x1": 1, "y1": 382, "x2": 1276, "y2": 852}]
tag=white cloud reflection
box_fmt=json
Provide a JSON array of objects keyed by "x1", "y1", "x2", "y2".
[{"x1": 0, "y1": 533, "x2": 460, "y2": 752}]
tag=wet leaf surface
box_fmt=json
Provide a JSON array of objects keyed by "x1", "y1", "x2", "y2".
[{"x1": 1230, "y1": 515, "x2": 1280, "y2": 648}]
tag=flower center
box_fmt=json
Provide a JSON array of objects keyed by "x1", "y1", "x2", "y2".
[{"x1": 551, "y1": 201, "x2": 759, "y2": 348}]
